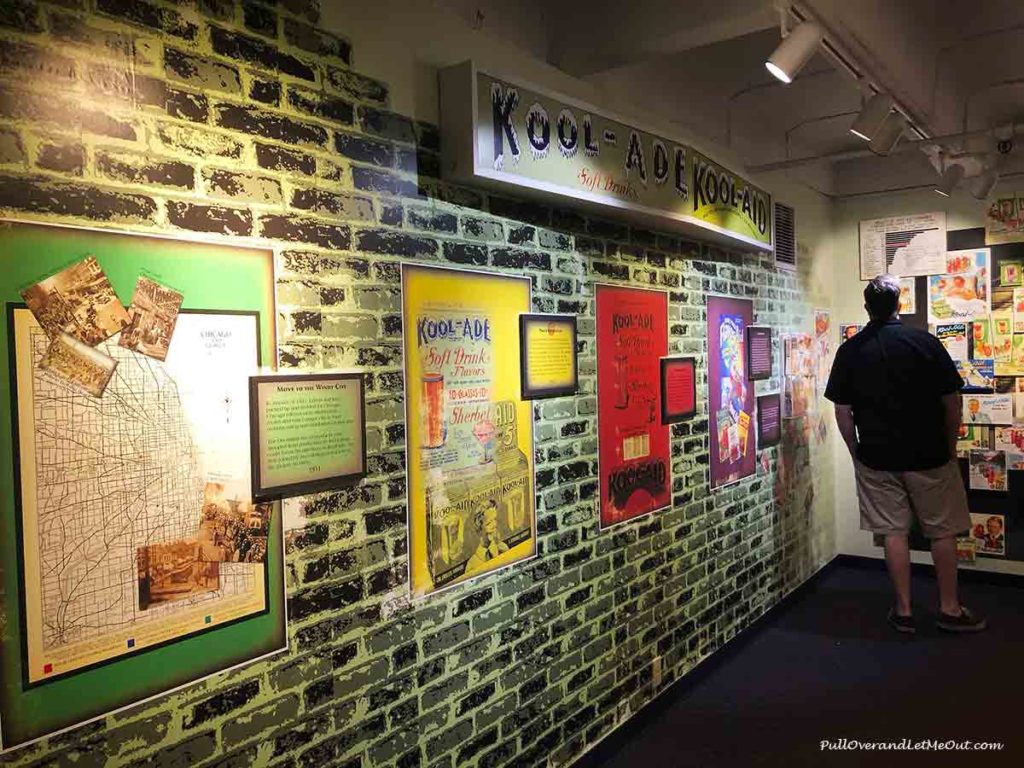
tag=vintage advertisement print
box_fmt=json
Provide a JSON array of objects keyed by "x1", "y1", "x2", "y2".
[
  {"x1": 20, "y1": 255, "x2": 130, "y2": 345},
  {"x1": 986, "y1": 197, "x2": 1024, "y2": 245},
  {"x1": 898, "y1": 277, "x2": 917, "y2": 315},
  {"x1": 935, "y1": 323, "x2": 969, "y2": 361},
  {"x1": 956, "y1": 424, "x2": 990, "y2": 457},
  {"x1": 839, "y1": 324, "x2": 863, "y2": 342},
  {"x1": 402, "y1": 265, "x2": 535, "y2": 596},
  {"x1": 970, "y1": 513, "x2": 1006, "y2": 555},
  {"x1": 928, "y1": 249, "x2": 991, "y2": 324},
  {"x1": 38, "y1": 332, "x2": 118, "y2": 398},
  {"x1": 119, "y1": 276, "x2": 184, "y2": 361},
  {"x1": 709, "y1": 296, "x2": 756, "y2": 488},
  {"x1": 963, "y1": 393, "x2": 1013, "y2": 424},
  {"x1": 11, "y1": 308, "x2": 268, "y2": 685},
  {"x1": 596, "y1": 284, "x2": 670, "y2": 527},
  {"x1": 969, "y1": 449, "x2": 1007, "y2": 491}
]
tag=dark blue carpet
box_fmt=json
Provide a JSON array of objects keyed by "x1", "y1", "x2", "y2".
[{"x1": 575, "y1": 559, "x2": 1023, "y2": 767}]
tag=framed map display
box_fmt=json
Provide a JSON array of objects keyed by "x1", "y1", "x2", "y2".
[
  {"x1": 0, "y1": 220, "x2": 286, "y2": 752},
  {"x1": 402, "y1": 265, "x2": 536, "y2": 598}
]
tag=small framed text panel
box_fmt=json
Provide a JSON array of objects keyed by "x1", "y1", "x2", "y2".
[
  {"x1": 746, "y1": 325, "x2": 773, "y2": 381},
  {"x1": 757, "y1": 392, "x2": 782, "y2": 449},
  {"x1": 660, "y1": 356, "x2": 697, "y2": 425},
  {"x1": 250, "y1": 372, "x2": 367, "y2": 500},
  {"x1": 519, "y1": 313, "x2": 579, "y2": 400}
]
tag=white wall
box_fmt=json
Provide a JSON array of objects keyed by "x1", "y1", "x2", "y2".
[{"x1": 832, "y1": 184, "x2": 1024, "y2": 575}]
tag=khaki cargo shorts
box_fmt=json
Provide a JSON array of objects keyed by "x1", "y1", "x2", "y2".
[{"x1": 854, "y1": 459, "x2": 970, "y2": 539}]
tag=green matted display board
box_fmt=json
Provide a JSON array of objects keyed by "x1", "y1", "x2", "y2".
[{"x1": 0, "y1": 220, "x2": 286, "y2": 752}]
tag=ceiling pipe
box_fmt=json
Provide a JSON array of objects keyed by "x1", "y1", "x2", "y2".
[
  {"x1": 724, "y1": 68, "x2": 838, "y2": 147},
  {"x1": 783, "y1": 111, "x2": 860, "y2": 158},
  {"x1": 962, "y1": 77, "x2": 1024, "y2": 135},
  {"x1": 747, "y1": 123, "x2": 1022, "y2": 173}
]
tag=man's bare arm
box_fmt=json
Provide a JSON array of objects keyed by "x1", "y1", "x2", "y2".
[
  {"x1": 834, "y1": 404, "x2": 857, "y2": 459},
  {"x1": 941, "y1": 392, "x2": 962, "y2": 461}
]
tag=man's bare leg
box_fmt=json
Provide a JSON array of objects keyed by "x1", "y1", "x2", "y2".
[
  {"x1": 930, "y1": 535, "x2": 961, "y2": 615},
  {"x1": 884, "y1": 533, "x2": 913, "y2": 616}
]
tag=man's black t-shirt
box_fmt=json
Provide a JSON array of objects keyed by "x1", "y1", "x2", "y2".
[{"x1": 824, "y1": 319, "x2": 963, "y2": 471}]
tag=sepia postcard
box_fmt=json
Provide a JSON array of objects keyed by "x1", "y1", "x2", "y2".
[
  {"x1": 39, "y1": 332, "x2": 118, "y2": 398},
  {"x1": 21, "y1": 255, "x2": 130, "y2": 345},
  {"x1": 119, "y1": 276, "x2": 184, "y2": 361},
  {"x1": 137, "y1": 539, "x2": 220, "y2": 610},
  {"x1": 198, "y1": 482, "x2": 271, "y2": 564}
]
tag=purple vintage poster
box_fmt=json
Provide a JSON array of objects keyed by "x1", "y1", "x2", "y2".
[{"x1": 708, "y1": 295, "x2": 756, "y2": 488}]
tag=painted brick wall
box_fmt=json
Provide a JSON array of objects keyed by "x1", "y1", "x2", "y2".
[{"x1": 0, "y1": 1, "x2": 834, "y2": 766}]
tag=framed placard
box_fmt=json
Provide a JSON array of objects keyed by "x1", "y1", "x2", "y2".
[
  {"x1": 757, "y1": 393, "x2": 782, "y2": 448},
  {"x1": 519, "y1": 313, "x2": 578, "y2": 399},
  {"x1": 250, "y1": 372, "x2": 367, "y2": 500},
  {"x1": 660, "y1": 356, "x2": 696, "y2": 424},
  {"x1": 746, "y1": 325, "x2": 772, "y2": 380}
]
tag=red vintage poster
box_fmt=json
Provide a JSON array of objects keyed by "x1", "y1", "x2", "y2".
[
  {"x1": 708, "y1": 295, "x2": 756, "y2": 488},
  {"x1": 596, "y1": 284, "x2": 671, "y2": 528}
]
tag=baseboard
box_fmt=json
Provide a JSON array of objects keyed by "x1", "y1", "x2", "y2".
[
  {"x1": 570, "y1": 556, "x2": 841, "y2": 768},
  {"x1": 834, "y1": 553, "x2": 1024, "y2": 588}
]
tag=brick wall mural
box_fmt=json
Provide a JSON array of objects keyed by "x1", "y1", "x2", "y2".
[{"x1": 0, "y1": 1, "x2": 833, "y2": 766}]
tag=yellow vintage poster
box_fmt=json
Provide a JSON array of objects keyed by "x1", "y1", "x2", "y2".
[{"x1": 402, "y1": 265, "x2": 535, "y2": 596}]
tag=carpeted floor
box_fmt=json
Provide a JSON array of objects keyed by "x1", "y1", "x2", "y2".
[{"x1": 575, "y1": 559, "x2": 1023, "y2": 767}]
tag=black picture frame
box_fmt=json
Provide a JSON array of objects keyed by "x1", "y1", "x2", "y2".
[
  {"x1": 249, "y1": 372, "x2": 367, "y2": 500},
  {"x1": 519, "y1": 313, "x2": 579, "y2": 400},
  {"x1": 660, "y1": 356, "x2": 697, "y2": 425},
  {"x1": 757, "y1": 392, "x2": 782, "y2": 448},
  {"x1": 746, "y1": 325, "x2": 772, "y2": 381}
]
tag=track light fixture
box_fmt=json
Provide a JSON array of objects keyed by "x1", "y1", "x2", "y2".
[
  {"x1": 850, "y1": 92, "x2": 894, "y2": 141},
  {"x1": 934, "y1": 163, "x2": 965, "y2": 197},
  {"x1": 970, "y1": 167, "x2": 999, "y2": 200},
  {"x1": 765, "y1": 21, "x2": 822, "y2": 84},
  {"x1": 869, "y1": 112, "x2": 905, "y2": 156}
]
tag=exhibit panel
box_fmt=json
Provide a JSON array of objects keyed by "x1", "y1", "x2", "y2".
[{"x1": 0, "y1": 222, "x2": 286, "y2": 751}]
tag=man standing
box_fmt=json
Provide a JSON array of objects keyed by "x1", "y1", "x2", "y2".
[{"x1": 825, "y1": 275, "x2": 986, "y2": 633}]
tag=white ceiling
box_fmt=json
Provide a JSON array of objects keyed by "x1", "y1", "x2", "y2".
[{"x1": 436, "y1": 0, "x2": 1024, "y2": 199}]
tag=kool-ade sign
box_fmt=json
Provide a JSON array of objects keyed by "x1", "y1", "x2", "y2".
[{"x1": 439, "y1": 62, "x2": 772, "y2": 251}]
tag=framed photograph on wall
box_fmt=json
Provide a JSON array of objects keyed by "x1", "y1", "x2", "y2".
[
  {"x1": 660, "y1": 356, "x2": 696, "y2": 424},
  {"x1": 250, "y1": 372, "x2": 367, "y2": 500},
  {"x1": 519, "y1": 313, "x2": 578, "y2": 400}
]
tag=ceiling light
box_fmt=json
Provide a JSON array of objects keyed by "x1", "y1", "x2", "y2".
[
  {"x1": 869, "y1": 112, "x2": 905, "y2": 156},
  {"x1": 850, "y1": 92, "x2": 894, "y2": 141},
  {"x1": 970, "y1": 167, "x2": 999, "y2": 200},
  {"x1": 765, "y1": 21, "x2": 822, "y2": 84},
  {"x1": 935, "y1": 163, "x2": 965, "y2": 197}
]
